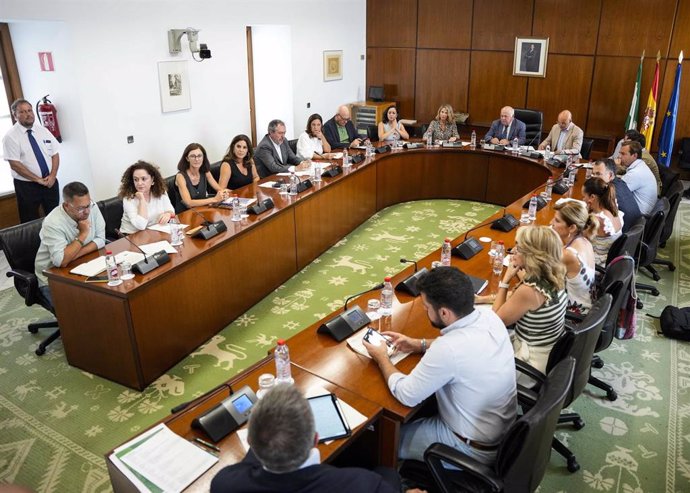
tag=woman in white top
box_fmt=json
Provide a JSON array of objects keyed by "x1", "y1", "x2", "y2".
[
  {"x1": 296, "y1": 113, "x2": 335, "y2": 159},
  {"x1": 378, "y1": 105, "x2": 409, "y2": 142},
  {"x1": 118, "y1": 161, "x2": 174, "y2": 234},
  {"x1": 582, "y1": 177, "x2": 624, "y2": 266},
  {"x1": 550, "y1": 200, "x2": 598, "y2": 315}
]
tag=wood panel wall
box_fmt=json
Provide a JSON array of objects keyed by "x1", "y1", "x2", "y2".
[{"x1": 366, "y1": 0, "x2": 689, "y2": 153}]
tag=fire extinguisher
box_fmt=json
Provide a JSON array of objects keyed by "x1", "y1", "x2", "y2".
[{"x1": 35, "y1": 95, "x2": 62, "y2": 142}]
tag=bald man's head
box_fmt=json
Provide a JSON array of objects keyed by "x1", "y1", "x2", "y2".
[
  {"x1": 557, "y1": 110, "x2": 572, "y2": 130},
  {"x1": 335, "y1": 105, "x2": 351, "y2": 127},
  {"x1": 499, "y1": 106, "x2": 514, "y2": 126}
]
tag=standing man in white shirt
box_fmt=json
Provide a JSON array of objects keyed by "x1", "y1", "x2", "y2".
[
  {"x1": 364, "y1": 267, "x2": 517, "y2": 465},
  {"x1": 619, "y1": 141, "x2": 657, "y2": 216},
  {"x1": 2, "y1": 99, "x2": 61, "y2": 223},
  {"x1": 538, "y1": 110, "x2": 584, "y2": 156}
]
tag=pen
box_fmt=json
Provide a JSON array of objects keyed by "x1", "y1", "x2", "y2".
[{"x1": 194, "y1": 437, "x2": 221, "y2": 452}]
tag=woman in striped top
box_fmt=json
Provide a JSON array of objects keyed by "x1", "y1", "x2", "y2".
[{"x1": 492, "y1": 226, "x2": 568, "y2": 377}]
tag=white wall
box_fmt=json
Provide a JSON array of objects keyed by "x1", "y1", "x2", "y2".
[{"x1": 1, "y1": 0, "x2": 366, "y2": 199}]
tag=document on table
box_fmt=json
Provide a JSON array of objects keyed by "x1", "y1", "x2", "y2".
[
  {"x1": 69, "y1": 251, "x2": 145, "y2": 277},
  {"x1": 109, "y1": 423, "x2": 218, "y2": 493},
  {"x1": 147, "y1": 223, "x2": 189, "y2": 234},
  {"x1": 139, "y1": 240, "x2": 178, "y2": 255}
]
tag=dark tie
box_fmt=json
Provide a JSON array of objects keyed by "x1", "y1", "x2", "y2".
[
  {"x1": 503, "y1": 126, "x2": 508, "y2": 139},
  {"x1": 27, "y1": 129, "x2": 50, "y2": 178}
]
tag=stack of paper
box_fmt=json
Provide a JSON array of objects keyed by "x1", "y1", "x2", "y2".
[{"x1": 69, "y1": 251, "x2": 145, "y2": 277}]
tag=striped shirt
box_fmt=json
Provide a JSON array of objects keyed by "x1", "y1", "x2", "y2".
[{"x1": 515, "y1": 280, "x2": 567, "y2": 347}]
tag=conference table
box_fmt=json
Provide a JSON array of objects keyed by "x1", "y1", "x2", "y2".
[{"x1": 46, "y1": 144, "x2": 554, "y2": 391}]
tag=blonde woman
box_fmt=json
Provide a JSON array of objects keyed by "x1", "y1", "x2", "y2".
[
  {"x1": 493, "y1": 226, "x2": 567, "y2": 375},
  {"x1": 423, "y1": 104, "x2": 459, "y2": 142},
  {"x1": 551, "y1": 201, "x2": 598, "y2": 314}
]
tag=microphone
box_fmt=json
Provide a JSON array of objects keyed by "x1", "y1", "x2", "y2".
[
  {"x1": 395, "y1": 258, "x2": 429, "y2": 297},
  {"x1": 519, "y1": 133, "x2": 542, "y2": 159},
  {"x1": 491, "y1": 207, "x2": 520, "y2": 232},
  {"x1": 247, "y1": 193, "x2": 275, "y2": 215},
  {"x1": 115, "y1": 228, "x2": 170, "y2": 275},
  {"x1": 318, "y1": 283, "x2": 384, "y2": 342},
  {"x1": 288, "y1": 171, "x2": 314, "y2": 194},
  {"x1": 451, "y1": 216, "x2": 498, "y2": 260},
  {"x1": 315, "y1": 152, "x2": 343, "y2": 177},
  {"x1": 171, "y1": 382, "x2": 233, "y2": 414},
  {"x1": 552, "y1": 164, "x2": 582, "y2": 194},
  {"x1": 188, "y1": 209, "x2": 228, "y2": 240}
]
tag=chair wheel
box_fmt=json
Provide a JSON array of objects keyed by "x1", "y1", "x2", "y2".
[
  {"x1": 28, "y1": 326, "x2": 39, "y2": 334},
  {"x1": 637, "y1": 300, "x2": 644, "y2": 310},
  {"x1": 35, "y1": 346, "x2": 46, "y2": 356},
  {"x1": 669, "y1": 265, "x2": 676, "y2": 272},
  {"x1": 573, "y1": 418, "x2": 585, "y2": 430},
  {"x1": 592, "y1": 360, "x2": 604, "y2": 369},
  {"x1": 651, "y1": 288, "x2": 660, "y2": 296},
  {"x1": 567, "y1": 456, "x2": 580, "y2": 473},
  {"x1": 607, "y1": 389, "x2": 618, "y2": 401},
  {"x1": 652, "y1": 274, "x2": 660, "y2": 282}
]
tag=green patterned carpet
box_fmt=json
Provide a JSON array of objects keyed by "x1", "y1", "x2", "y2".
[{"x1": 0, "y1": 198, "x2": 689, "y2": 493}]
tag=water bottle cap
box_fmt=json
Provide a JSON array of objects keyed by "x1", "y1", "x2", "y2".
[
  {"x1": 532, "y1": 193, "x2": 537, "y2": 197},
  {"x1": 277, "y1": 339, "x2": 285, "y2": 345},
  {"x1": 384, "y1": 276, "x2": 391, "y2": 282},
  {"x1": 498, "y1": 240, "x2": 504, "y2": 244},
  {"x1": 105, "y1": 250, "x2": 112, "y2": 255},
  {"x1": 444, "y1": 238, "x2": 451, "y2": 243}
]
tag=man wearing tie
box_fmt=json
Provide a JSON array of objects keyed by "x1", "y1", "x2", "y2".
[
  {"x1": 538, "y1": 110, "x2": 584, "y2": 156},
  {"x1": 484, "y1": 106, "x2": 526, "y2": 145},
  {"x1": 254, "y1": 119, "x2": 309, "y2": 178},
  {"x1": 2, "y1": 99, "x2": 61, "y2": 223}
]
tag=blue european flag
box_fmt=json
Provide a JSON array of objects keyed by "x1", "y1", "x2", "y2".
[{"x1": 657, "y1": 53, "x2": 683, "y2": 167}]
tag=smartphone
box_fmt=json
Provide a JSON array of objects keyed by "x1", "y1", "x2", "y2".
[
  {"x1": 85, "y1": 274, "x2": 109, "y2": 283},
  {"x1": 363, "y1": 328, "x2": 394, "y2": 354}
]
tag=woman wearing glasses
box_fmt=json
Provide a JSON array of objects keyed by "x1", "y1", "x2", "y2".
[
  {"x1": 118, "y1": 160, "x2": 174, "y2": 234},
  {"x1": 174, "y1": 143, "x2": 228, "y2": 212}
]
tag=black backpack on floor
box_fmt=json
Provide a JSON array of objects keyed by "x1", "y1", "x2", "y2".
[{"x1": 658, "y1": 306, "x2": 690, "y2": 341}]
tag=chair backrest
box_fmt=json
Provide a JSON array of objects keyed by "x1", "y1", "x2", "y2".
[
  {"x1": 547, "y1": 294, "x2": 612, "y2": 406},
  {"x1": 679, "y1": 137, "x2": 690, "y2": 169},
  {"x1": 165, "y1": 175, "x2": 183, "y2": 214},
  {"x1": 580, "y1": 138, "x2": 594, "y2": 160},
  {"x1": 606, "y1": 216, "x2": 645, "y2": 265},
  {"x1": 97, "y1": 196, "x2": 124, "y2": 242},
  {"x1": 493, "y1": 358, "x2": 576, "y2": 492},
  {"x1": 513, "y1": 108, "x2": 543, "y2": 146},
  {"x1": 659, "y1": 180, "x2": 684, "y2": 245},
  {"x1": 0, "y1": 219, "x2": 44, "y2": 299},
  {"x1": 595, "y1": 257, "x2": 635, "y2": 353},
  {"x1": 658, "y1": 164, "x2": 680, "y2": 197},
  {"x1": 208, "y1": 160, "x2": 222, "y2": 188},
  {"x1": 287, "y1": 139, "x2": 298, "y2": 155},
  {"x1": 367, "y1": 124, "x2": 378, "y2": 141},
  {"x1": 639, "y1": 197, "x2": 670, "y2": 267}
]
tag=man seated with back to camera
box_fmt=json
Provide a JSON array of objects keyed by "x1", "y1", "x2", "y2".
[
  {"x1": 323, "y1": 105, "x2": 367, "y2": 149},
  {"x1": 35, "y1": 181, "x2": 106, "y2": 307},
  {"x1": 364, "y1": 266, "x2": 517, "y2": 466},
  {"x1": 254, "y1": 119, "x2": 310, "y2": 178},
  {"x1": 210, "y1": 384, "x2": 426, "y2": 493},
  {"x1": 590, "y1": 159, "x2": 641, "y2": 233}
]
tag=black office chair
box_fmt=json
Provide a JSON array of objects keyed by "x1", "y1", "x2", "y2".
[
  {"x1": 678, "y1": 137, "x2": 690, "y2": 171},
  {"x1": 367, "y1": 124, "x2": 378, "y2": 141},
  {"x1": 656, "y1": 179, "x2": 684, "y2": 250},
  {"x1": 97, "y1": 196, "x2": 124, "y2": 242},
  {"x1": 513, "y1": 108, "x2": 543, "y2": 147},
  {"x1": 658, "y1": 163, "x2": 680, "y2": 199},
  {"x1": 587, "y1": 256, "x2": 635, "y2": 401},
  {"x1": 594, "y1": 216, "x2": 645, "y2": 276},
  {"x1": 208, "y1": 160, "x2": 222, "y2": 190},
  {"x1": 288, "y1": 139, "x2": 298, "y2": 155},
  {"x1": 518, "y1": 295, "x2": 612, "y2": 473},
  {"x1": 417, "y1": 358, "x2": 575, "y2": 493},
  {"x1": 165, "y1": 175, "x2": 183, "y2": 214},
  {"x1": 0, "y1": 219, "x2": 61, "y2": 356},
  {"x1": 636, "y1": 197, "x2": 669, "y2": 290},
  {"x1": 580, "y1": 138, "x2": 594, "y2": 160}
]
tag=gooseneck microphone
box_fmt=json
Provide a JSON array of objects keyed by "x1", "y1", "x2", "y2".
[
  {"x1": 491, "y1": 207, "x2": 520, "y2": 232},
  {"x1": 189, "y1": 209, "x2": 227, "y2": 240},
  {"x1": 396, "y1": 258, "x2": 428, "y2": 297},
  {"x1": 191, "y1": 209, "x2": 212, "y2": 226},
  {"x1": 452, "y1": 216, "x2": 499, "y2": 260},
  {"x1": 315, "y1": 151, "x2": 343, "y2": 178},
  {"x1": 319, "y1": 283, "x2": 384, "y2": 342},
  {"x1": 115, "y1": 228, "x2": 170, "y2": 275}
]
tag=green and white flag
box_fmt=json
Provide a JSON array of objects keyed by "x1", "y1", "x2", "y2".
[{"x1": 625, "y1": 51, "x2": 644, "y2": 130}]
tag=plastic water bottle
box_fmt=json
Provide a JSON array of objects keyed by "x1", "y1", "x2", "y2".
[
  {"x1": 426, "y1": 132, "x2": 433, "y2": 148},
  {"x1": 289, "y1": 172, "x2": 299, "y2": 195},
  {"x1": 544, "y1": 176, "x2": 554, "y2": 202},
  {"x1": 313, "y1": 161, "x2": 322, "y2": 183},
  {"x1": 470, "y1": 130, "x2": 476, "y2": 149},
  {"x1": 231, "y1": 194, "x2": 241, "y2": 221},
  {"x1": 274, "y1": 340, "x2": 293, "y2": 384},
  {"x1": 528, "y1": 194, "x2": 538, "y2": 222},
  {"x1": 492, "y1": 242, "x2": 505, "y2": 276},
  {"x1": 545, "y1": 144, "x2": 552, "y2": 160},
  {"x1": 105, "y1": 250, "x2": 122, "y2": 287},
  {"x1": 380, "y1": 277, "x2": 394, "y2": 316},
  {"x1": 343, "y1": 148, "x2": 351, "y2": 167},
  {"x1": 169, "y1": 214, "x2": 183, "y2": 246},
  {"x1": 366, "y1": 140, "x2": 374, "y2": 157},
  {"x1": 512, "y1": 137, "x2": 519, "y2": 154},
  {"x1": 441, "y1": 238, "x2": 452, "y2": 266}
]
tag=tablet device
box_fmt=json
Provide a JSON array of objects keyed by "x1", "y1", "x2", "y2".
[{"x1": 307, "y1": 393, "x2": 351, "y2": 442}]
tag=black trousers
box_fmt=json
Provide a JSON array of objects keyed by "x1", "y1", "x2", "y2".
[{"x1": 14, "y1": 179, "x2": 60, "y2": 223}]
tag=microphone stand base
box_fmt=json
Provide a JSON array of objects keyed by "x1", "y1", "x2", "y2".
[
  {"x1": 395, "y1": 267, "x2": 429, "y2": 297},
  {"x1": 317, "y1": 306, "x2": 371, "y2": 342},
  {"x1": 133, "y1": 250, "x2": 170, "y2": 275}
]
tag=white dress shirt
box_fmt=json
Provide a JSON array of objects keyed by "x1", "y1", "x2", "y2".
[
  {"x1": 296, "y1": 132, "x2": 323, "y2": 159},
  {"x1": 621, "y1": 159, "x2": 657, "y2": 215},
  {"x1": 2, "y1": 122, "x2": 60, "y2": 181},
  {"x1": 120, "y1": 194, "x2": 175, "y2": 234}
]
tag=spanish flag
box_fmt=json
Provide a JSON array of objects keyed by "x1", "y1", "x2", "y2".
[
  {"x1": 640, "y1": 52, "x2": 660, "y2": 148},
  {"x1": 657, "y1": 51, "x2": 684, "y2": 167}
]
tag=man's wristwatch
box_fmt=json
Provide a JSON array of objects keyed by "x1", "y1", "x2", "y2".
[{"x1": 75, "y1": 237, "x2": 85, "y2": 247}]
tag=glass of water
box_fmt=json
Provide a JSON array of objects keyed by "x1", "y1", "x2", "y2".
[{"x1": 120, "y1": 261, "x2": 134, "y2": 280}]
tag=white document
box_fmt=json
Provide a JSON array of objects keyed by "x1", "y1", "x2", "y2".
[
  {"x1": 110, "y1": 423, "x2": 218, "y2": 493},
  {"x1": 147, "y1": 223, "x2": 189, "y2": 234},
  {"x1": 69, "y1": 250, "x2": 145, "y2": 277},
  {"x1": 346, "y1": 331, "x2": 411, "y2": 365},
  {"x1": 139, "y1": 241, "x2": 178, "y2": 255}
]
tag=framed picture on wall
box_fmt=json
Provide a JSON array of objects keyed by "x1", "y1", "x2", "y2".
[
  {"x1": 513, "y1": 37, "x2": 549, "y2": 78},
  {"x1": 323, "y1": 50, "x2": 343, "y2": 82},
  {"x1": 158, "y1": 61, "x2": 191, "y2": 112}
]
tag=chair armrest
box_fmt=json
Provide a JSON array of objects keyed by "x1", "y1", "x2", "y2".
[
  {"x1": 566, "y1": 311, "x2": 585, "y2": 323},
  {"x1": 595, "y1": 264, "x2": 606, "y2": 275},
  {"x1": 424, "y1": 443, "x2": 502, "y2": 493},
  {"x1": 7, "y1": 268, "x2": 40, "y2": 306},
  {"x1": 515, "y1": 358, "x2": 546, "y2": 384}
]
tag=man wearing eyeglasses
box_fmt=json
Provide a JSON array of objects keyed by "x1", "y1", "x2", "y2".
[
  {"x1": 323, "y1": 105, "x2": 365, "y2": 149},
  {"x1": 35, "y1": 181, "x2": 106, "y2": 306}
]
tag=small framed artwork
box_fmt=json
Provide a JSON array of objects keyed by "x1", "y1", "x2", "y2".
[
  {"x1": 513, "y1": 37, "x2": 549, "y2": 78},
  {"x1": 323, "y1": 50, "x2": 343, "y2": 82},
  {"x1": 158, "y1": 61, "x2": 191, "y2": 112}
]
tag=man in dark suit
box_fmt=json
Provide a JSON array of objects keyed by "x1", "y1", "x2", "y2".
[
  {"x1": 483, "y1": 106, "x2": 526, "y2": 145},
  {"x1": 591, "y1": 159, "x2": 641, "y2": 233},
  {"x1": 254, "y1": 119, "x2": 309, "y2": 178},
  {"x1": 323, "y1": 105, "x2": 365, "y2": 149},
  {"x1": 210, "y1": 385, "x2": 417, "y2": 493}
]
